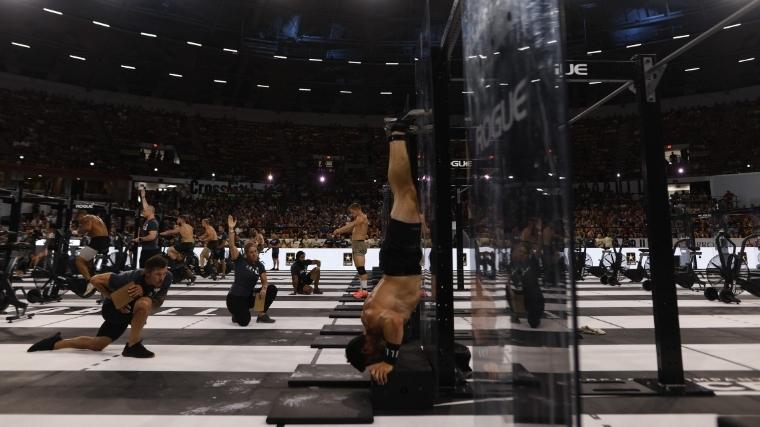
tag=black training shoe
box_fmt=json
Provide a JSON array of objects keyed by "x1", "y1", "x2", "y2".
[
  {"x1": 27, "y1": 332, "x2": 62, "y2": 352},
  {"x1": 122, "y1": 341, "x2": 155, "y2": 358},
  {"x1": 312, "y1": 288, "x2": 324, "y2": 295},
  {"x1": 257, "y1": 313, "x2": 275, "y2": 323}
]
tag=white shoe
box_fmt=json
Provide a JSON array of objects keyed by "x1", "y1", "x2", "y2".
[{"x1": 83, "y1": 283, "x2": 97, "y2": 298}]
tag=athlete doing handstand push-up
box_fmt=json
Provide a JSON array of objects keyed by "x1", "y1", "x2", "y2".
[{"x1": 345, "y1": 119, "x2": 423, "y2": 385}]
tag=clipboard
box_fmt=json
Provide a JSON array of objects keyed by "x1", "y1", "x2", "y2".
[
  {"x1": 253, "y1": 291, "x2": 266, "y2": 312},
  {"x1": 111, "y1": 284, "x2": 137, "y2": 310}
]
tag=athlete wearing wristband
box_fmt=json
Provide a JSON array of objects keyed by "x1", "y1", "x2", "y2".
[{"x1": 345, "y1": 118, "x2": 423, "y2": 385}]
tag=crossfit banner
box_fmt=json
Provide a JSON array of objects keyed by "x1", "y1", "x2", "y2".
[{"x1": 462, "y1": 0, "x2": 579, "y2": 425}]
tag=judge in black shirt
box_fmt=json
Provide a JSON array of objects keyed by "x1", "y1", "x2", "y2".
[
  {"x1": 226, "y1": 215, "x2": 277, "y2": 325},
  {"x1": 27, "y1": 254, "x2": 172, "y2": 358}
]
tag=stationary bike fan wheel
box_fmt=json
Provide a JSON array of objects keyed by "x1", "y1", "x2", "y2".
[
  {"x1": 600, "y1": 252, "x2": 615, "y2": 272},
  {"x1": 705, "y1": 255, "x2": 724, "y2": 288},
  {"x1": 25, "y1": 288, "x2": 44, "y2": 303},
  {"x1": 727, "y1": 258, "x2": 748, "y2": 297},
  {"x1": 583, "y1": 254, "x2": 593, "y2": 275},
  {"x1": 704, "y1": 286, "x2": 719, "y2": 301}
]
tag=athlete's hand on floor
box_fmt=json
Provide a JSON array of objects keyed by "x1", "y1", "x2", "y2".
[{"x1": 367, "y1": 361, "x2": 394, "y2": 385}]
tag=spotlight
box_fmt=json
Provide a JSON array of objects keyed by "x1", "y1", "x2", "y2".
[
  {"x1": 154, "y1": 167, "x2": 158, "y2": 172},
  {"x1": 678, "y1": 167, "x2": 685, "y2": 174},
  {"x1": 212, "y1": 172, "x2": 216, "y2": 177},
  {"x1": 616, "y1": 173, "x2": 621, "y2": 178},
  {"x1": 89, "y1": 161, "x2": 95, "y2": 166},
  {"x1": 319, "y1": 176, "x2": 326, "y2": 183},
  {"x1": 267, "y1": 174, "x2": 273, "y2": 181},
  {"x1": 747, "y1": 164, "x2": 751, "y2": 168},
  {"x1": 484, "y1": 174, "x2": 491, "y2": 180},
  {"x1": 19, "y1": 155, "x2": 24, "y2": 160},
  {"x1": 508, "y1": 175, "x2": 514, "y2": 179},
  {"x1": 373, "y1": 179, "x2": 377, "y2": 183}
]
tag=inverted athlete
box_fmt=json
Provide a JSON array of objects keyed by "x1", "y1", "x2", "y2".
[
  {"x1": 333, "y1": 202, "x2": 370, "y2": 298},
  {"x1": 345, "y1": 119, "x2": 422, "y2": 385}
]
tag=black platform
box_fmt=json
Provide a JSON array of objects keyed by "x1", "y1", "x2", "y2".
[
  {"x1": 334, "y1": 304, "x2": 363, "y2": 311},
  {"x1": 321, "y1": 324, "x2": 363, "y2": 335},
  {"x1": 311, "y1": 334, "x2": 354, "y2": 349},
  {"x1": 288, "y1": 364, "x2": 370, "y2": 388},
  {"x1": 266, "y1": 388, "x2": 373, "y2": 425},
  {"x1": 371, "y1": 342, "x2": 435, "y2": 410},
  {"x1": 329, "y1": 311, "x2": 362, "y2": 319}
]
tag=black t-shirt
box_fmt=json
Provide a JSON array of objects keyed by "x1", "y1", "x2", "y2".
[
  {"x1": 290, "y1": 259, "x2": 314, "y2": 280},
  {"x1": 140, "y1": 218, "x2": 159, "y2": 248},
  {"x1": 270, "y1": 238, "x2": 280, "y2": 247},
  {"x1": 106, "y1": 269, "x2": 173, "y2": 307},
  {"x1": 229, "y1": 257, "x2": 266, "y2": 297}
]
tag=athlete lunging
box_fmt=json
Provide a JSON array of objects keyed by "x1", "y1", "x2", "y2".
[{"x1": 345, "y1": 119, "x2": 422, "y2": 385}]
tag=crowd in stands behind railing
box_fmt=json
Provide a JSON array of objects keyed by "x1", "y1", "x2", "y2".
[{"x1": 1, "y1": 88, "x2": 387, "y2": 184}]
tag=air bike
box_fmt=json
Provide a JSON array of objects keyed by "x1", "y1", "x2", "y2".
[
  {"x1": 0, "y1": 235, "x2": 35, "y2": 322},
  {"x1": 586, "y1": 238, "x2": 624, "y2": 286},
  {"x1": 700, "y1": 231, "x2": 750, "y2": 304},
  {"x1": 645, "y1": 238, "x2": 706, "y2": 291}
]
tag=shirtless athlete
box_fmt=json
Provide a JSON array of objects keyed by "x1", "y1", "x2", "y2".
[
  {"x1": 72, "y1": 211, "x2": 110, "y2": 283},
  {"x1": 334, "y1": 203, "x2": 370, "y2": 297},
  {"x1": 345, "y1": 119, "x2": 422, "y2": 384}
]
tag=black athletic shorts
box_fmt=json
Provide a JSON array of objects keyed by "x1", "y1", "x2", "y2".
[
  {"x1": 174, "y1": 241, "x2": 195, "y2": 255},
  {"x1": 299, "y1": 272, "x2": 314, "y2": 285},
  {"x1": 96, "y1": 300, "x2": 132, "y2": 341},
  {"x1": 380, "y1": 218, "x2": 422, "y2": 276},
  {"x1": 271, "y1": 248, "x2": 280, "y2": 257}
]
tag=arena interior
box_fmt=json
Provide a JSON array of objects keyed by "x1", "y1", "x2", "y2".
[{"x1": 3, "y1": 1, "x2": 760, "y2": 426}]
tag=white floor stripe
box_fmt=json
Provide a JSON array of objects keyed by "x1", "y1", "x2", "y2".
[
  {"x1": 0, "y1": 414, "x2": 721, "y2": 427},
  {"x1": 0, "y1": 344, "x2": 315, "y2": 372}
]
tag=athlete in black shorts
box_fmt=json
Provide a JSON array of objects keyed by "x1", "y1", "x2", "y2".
[
  {"x1": 27, "y1": 255, "x2": 173, "y2": 358},
  {"x1": 345, "y1": 117, "x2": 424, "y2": 384},
  {"x1": 269, "y1": 234, "x2": 281, "y2": 271},
  {"x1": 290, "y1": 251, "x2": 323, "y2": 294}
]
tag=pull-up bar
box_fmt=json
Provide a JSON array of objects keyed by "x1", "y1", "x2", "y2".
[{"x1": 568, "y1": 0, "x2": 760, "y2": 125}]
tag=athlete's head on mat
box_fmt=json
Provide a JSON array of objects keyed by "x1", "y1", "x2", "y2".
[
  {"x1": 345, "y1": 333, "x2": 385, "y2": 372},
  {"x1": 243, "y1": 242, "x2": 260, "y2": 263},
  {"x1": 143, "y1": 254, "x2": 169, "y2": 286}
]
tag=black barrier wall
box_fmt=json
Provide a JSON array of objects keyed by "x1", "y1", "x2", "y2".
[
  {"x1": 413, "y1": 0, "x2": 440, "y2": 385},
  {"x1": 461, "y1": 0, "x2": 580, "y2": 425}
]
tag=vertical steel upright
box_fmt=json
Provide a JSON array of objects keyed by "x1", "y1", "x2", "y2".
[{"x1": 634, "y1": 54, "x2": 685, "y2": 387}]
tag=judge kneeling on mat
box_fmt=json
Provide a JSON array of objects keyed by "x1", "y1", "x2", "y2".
[
  {"x1": 27, "y1": 254, "x2": 173, "y2": 358},
  {"x1": 226, "y1": 215, "x2": 277, "y2": 325},
  {"x1": 345, "y1": 118, "x2": 422, "y2": 385}
]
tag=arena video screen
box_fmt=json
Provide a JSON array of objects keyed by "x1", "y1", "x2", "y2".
[{"x1": 462, "y1": 0, "x2": 580, "y2": 425}]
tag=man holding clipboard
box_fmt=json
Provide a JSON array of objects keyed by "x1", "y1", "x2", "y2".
[{"x1": 27, "y1": 255, "x2": 173, "y2": 358}]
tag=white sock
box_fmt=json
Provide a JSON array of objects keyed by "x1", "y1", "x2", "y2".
[{"x1": 360, "y1": 279, "x2": 367, "y2": 290}]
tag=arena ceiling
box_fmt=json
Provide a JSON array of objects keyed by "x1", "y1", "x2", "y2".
[{"x1": 1, "y1": 0, "x2": 759, "y2": 115}]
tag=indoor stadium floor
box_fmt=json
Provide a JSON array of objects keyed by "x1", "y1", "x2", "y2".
[{"x1": 1, "y1": 270, "x2": 760, "y2": 426}]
